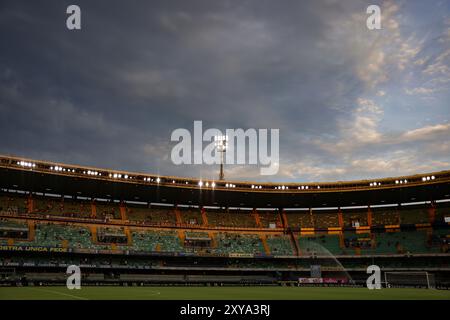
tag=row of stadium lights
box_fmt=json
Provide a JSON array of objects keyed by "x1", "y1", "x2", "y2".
[
  {"x1": 16, "y1": 161, "x2": 305, "y2": 190},
  {"x1": 50, "y1": 166, "x2": 75, "y2": 173},
  {"x1": 279, "y1": 185, "x2": 319, "y2": 190},
  {"x1": 109, "y1": 173, "x2": 130, "y2": 179},
  {"x1": 371, "y1": 180, "x2": 408, "y2": 187},
  {"x1": 17, "y1": 161, "x2": 36, "y2": 168},
  {"x1": 371, "y1": 176, "x2": 436, "y2": 187},
  {"x1": 15, "y1": 161, "x2": 326, "y2": 190},
  {"x1": 16, "y1": 161, "x2": 439, "y2": 190},
  {"x1": 274, "y1": 185, "x2": 320, "y2": 190}
]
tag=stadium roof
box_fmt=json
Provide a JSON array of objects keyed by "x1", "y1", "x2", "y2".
[{"x1": 1, "y1": 155, "x2": 449, "y2": 208}]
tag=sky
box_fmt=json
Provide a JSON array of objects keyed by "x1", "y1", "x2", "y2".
[{"x1": 0, "y1": 0, "x2": 449, "y2": 183}]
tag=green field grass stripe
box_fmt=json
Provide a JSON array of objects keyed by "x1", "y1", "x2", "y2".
[{"x1": 0, "y1": 286, "x2": 449, "y2": 300}]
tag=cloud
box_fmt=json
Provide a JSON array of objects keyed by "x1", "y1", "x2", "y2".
[
  {"x1": 405, "y1": 87, "x2": 436, "y2": 95},
  {"x1": 400, "y1": 123, "x2": 450, "y2": 141},
  {"x1": 0, "y1": 0, "x2": 448, "y2": 183}
]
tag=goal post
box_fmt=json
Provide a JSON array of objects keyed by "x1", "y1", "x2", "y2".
[{"x1": 384, "y1": 271, "x2": 435, "y2": 289}]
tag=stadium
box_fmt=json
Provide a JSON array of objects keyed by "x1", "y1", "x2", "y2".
[
  {"x1": 0, "y1": 155, "x2": 449, "y2": 300},
  {"x1": 2, "y1": 0, "x2": 450, "y2": 307}
]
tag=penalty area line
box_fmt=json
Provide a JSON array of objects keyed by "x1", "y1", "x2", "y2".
[{"x1": 31, "y1": 287, "x2": 89, "y2": 300}]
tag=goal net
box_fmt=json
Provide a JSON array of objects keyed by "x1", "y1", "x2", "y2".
[{"x1": 384, "y1": 271, "x2": 435, "y2": 289}]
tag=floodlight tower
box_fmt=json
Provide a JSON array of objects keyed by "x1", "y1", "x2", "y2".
[{"x1": 215, "y1": 135, "x2": 228, "y2": 180}]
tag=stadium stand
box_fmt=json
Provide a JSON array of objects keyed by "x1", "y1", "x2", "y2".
[
  {"x1": 1, "y1": 154, "x2": 450, "y2": 292},
  {"x1": 431, "y1": 228, "x2": 449, "y2": 253},
  {"x1": 371, "y1": 207, "x2": 400, "y2": 226},
  {"x1": 206, "y1": 209, "x2": 257, "y2": 228},
  {"x1": 258, "y1": 211, "x2": 282, "y2": 228},
  {"x1": 298, "y1": 233, "x2": 342, "y2": 256},
  {"x1": 399, "y1": 206, "x2": 430, "y2": 224},
  {"x1": 119, "y1": 230, "x2": 183, "y2": 252},
  {"x1": 0, "y1": 218, "x2": 28, "y2": 243},
  {"x1": 286, "y1": 210, "x2": 314, "y2": 228},
  {"x1": 126, "y1": 204, "x2": 177, "y2": 225},
  {"x1": 374, "y1": 230, "x2": 432, "y2": 254},
  {"x1": 214, "y1": 233, "x2": 264, "y2": 255},
  {"x1": 60, "y1": 198, "x2": 92, "y2": 218},
  {"x1": 343, "y1": 210, "x2": 368, "y2": 227},
  {"x1": 435, "y1": 203, "x2": 450, "y2": 224},
  {"x1": 266, "y1": 234, "x2": 294, "y2": 255},
  {"x1": 32, "y1": 223, "x2": 94, "y2": 249},
  {"x1": 0, "y1": 194, "x2": 28, "y2": 215},
  {"x1": 95, "y1": 201, "x2": 121, "y2": 220},
  {"x1": 344, "y1": 232, "x2": 373, "y2": 254},
  {"x1": 179, "y1": 208, "x2": 203, "y2": 226},
  {"x1": 313, "y1": 210, "x2": 340, "y2": 228}
]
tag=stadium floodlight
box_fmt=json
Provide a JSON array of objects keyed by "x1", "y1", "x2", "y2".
[
  {"x1": 19, "y1": 161, "x2": 35, "y2": 168},
  {"x1": 214, "y1": 135, "x2": 228, "y2": 180},
  {"x1": 156, "y1": 177, "x2": 161, "y2": 183},
  {"x1": 431, "y1": 176, "x2": 435, "y2": 180},
  {"x1": 211, "y1": 182, "x2": 216, "y2": 188},
  {"x1": 198, "y1": 181, "x2": 203, "y2": 187}
]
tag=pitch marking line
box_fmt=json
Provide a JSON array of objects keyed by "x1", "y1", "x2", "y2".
[{"x1": 31, "y1": 287, "x2": 89, "y2": 300}]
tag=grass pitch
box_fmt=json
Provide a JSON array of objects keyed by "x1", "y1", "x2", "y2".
[{"x1": 0, "y1": 286, "x2": 449, "y2": 300}]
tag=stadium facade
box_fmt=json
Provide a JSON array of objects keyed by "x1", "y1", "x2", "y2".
[{"x1": 0, "y1": 155, "x2": 449, "y2": 288}]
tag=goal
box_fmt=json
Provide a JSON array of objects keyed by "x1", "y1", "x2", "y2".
[{"x1": 384, "y1": 271, "x2": 435, "y2": 289}]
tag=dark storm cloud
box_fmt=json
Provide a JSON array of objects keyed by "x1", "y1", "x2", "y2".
[{"x1": 1, "y1": 0, "x2": 449, "y2": 181}]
